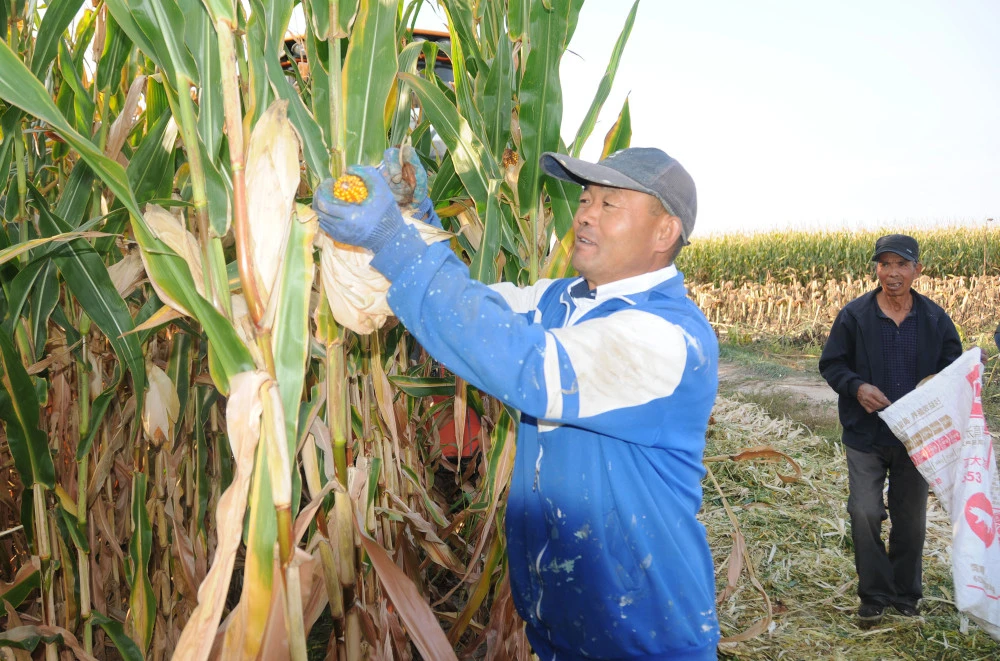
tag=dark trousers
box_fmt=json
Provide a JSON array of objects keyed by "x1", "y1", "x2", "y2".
[{"x1": 845, "y1": 445, "x2": 929, "y2": 607}]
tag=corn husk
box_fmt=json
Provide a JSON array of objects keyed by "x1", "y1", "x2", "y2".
[
  {"x1": 245, "y1": 100, "x2": 301, "y2": 307},
  {"x1": 142, "y1": 363, "x2": 180, "y2": 448},
  {"x1": 318, "y1": 209, "x2": 450, "y2": 334}
]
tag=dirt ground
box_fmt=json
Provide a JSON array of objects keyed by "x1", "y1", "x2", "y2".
[{"x1": 718, "y1": 359, "x2": 838, "y2": 412}]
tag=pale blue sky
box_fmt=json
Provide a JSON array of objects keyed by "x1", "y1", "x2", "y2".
[{"x1": 418, "y1": 1, "x2": 1000, "y2": 237}]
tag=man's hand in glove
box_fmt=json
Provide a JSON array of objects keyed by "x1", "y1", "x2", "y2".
[
  {"x1": 313, "y1": 166, "x2": 404, "y2": 253},
  {"x1": 381, "y1": 145, "x2": 441, "y2": 228}
]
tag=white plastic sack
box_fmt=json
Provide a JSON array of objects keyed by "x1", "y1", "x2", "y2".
[{"x1": 879, "y1": 348, "x2": 1000, "y2": 641}]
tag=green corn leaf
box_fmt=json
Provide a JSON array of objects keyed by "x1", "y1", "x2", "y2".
[
  {"x1": 128, "y1": 473, "x2": 155, "y2": 653},
  {"x1": 508, "y1": 0, "x2": 530, "y2": 41},
  {"x1": 0, "y1": 627, "x2": 91, "y2": 654},
  {"x1": 0, "y1": 108, "x2": 19, "y2": 189},
  {"x1": 157, "y1": 59, "x2": 233, "y2": 237},
  {"x1": 516, "y1": 0, "x2": 584, "y2": 216},
  {"x1": 199, "y1": 0, "x2": 237, "y2": 25},
  {"x1": 28, "y1": 261, "x2": 59, "y2": 362},
  {"x1": 141, "y1": 0, "x2": 200, "y2": 84},
  {"x1": 58, "y1": 507, "x2": 90, "y2": 553},
  {"x1": 263, "y1": 49, "x2": 331, "y2": 180},
  {"x1": 601, "y1": 97, "x2": 632, "y2": 157},
  {"x1": 32, "y1": 198, "x2": 147, "y2": 417},
  {"x1": 104, "y1": 0, "x2": 163, "y2": 76},
  {"x1": 248, "y1": 0, "x2": 331, "y2": 179},
  {"x1": 342, "y1": 0, "x2": 398, "y2": 165},
  {"x1": 54, "y1": 160, "x2": 96, "y2": 228},
  {"x1": 273, "y1": 211, "x2": 317, "y2": 460},
  {"x1": 441, "y1": 5, "x2": 491, "y2": 162},
  {"x1": 167, "y1": 332, "x2": 192, "y2": 444},
  {"x1": 0, "y1": 326, "x2": 55, "y2": 489},
  {"x1": 90, "y1": 612, "x2": 145, "y2": 661},
  {"x1": 399, "y1": 73, "x2": 493, "y2": 205},
  {"x1": 0, "y1": 38, "x2": 143, "y2": 221},
  {"x1": 31, "y1": 0, "x2": 86, "y2": 79},
  {"x1": 243, "y1": 8, "x2": 274, "y2": 129},
  {"x1": 96, "y1": 12, "x2": 134, "y2": 92},
  {"x1": 304, "y1": 0, "x2": 358, "y2": 39},
  {"x1": 569, "y1": 0, "x2": 637, "y2": 157},
  {"x1": 2, "y1": 262, "x2": 44, "y2": 336},
  {"x1": 187, "y1": 1, "x2": 225, "y2": 159},
  {"x1": 78, "y1": 370, "x2": 123, "y2": 460},
  {"x1": 127, "y1": 109, "x2": 179, "y2": 205},
  {"x1": 56, "y1": 39, "x2": 95, "y2": 136},
  {"x1": 428, "y1": 153, "x2": 463, "y2": 205},
  {"x1": 438, "y1": 0, "x2": 483, "y2": 75},
  {"x1": 132, "y1": 220, "x2": 255, "y2": 390},
  {"x1": 388, "y1": 374, "x2": 456, "y2": 398},
  {"x1": 480, "y1": 27, "x2": 514, "y2": 164},
  {"x1": 480, "y1": 0, "x2": 504, "y2": 59},
  {"x1": 241, "y1": 446, "x2": 278, "y2": 654},
  {"x1": 70, "y1": 7, "x2": 99, "y2": 66},
  {"x1": 389, "y1": 41, "x2": 426, "y2": 146},
  {"x1": 0, "y1": 559, "x2": 40, "y2": 616},
  {"x1": 545, "y1": 176, "x2": 579, "y2": 240},
  {"x1": 470, "y1": 179, "x2": 503, "y2": 283}
]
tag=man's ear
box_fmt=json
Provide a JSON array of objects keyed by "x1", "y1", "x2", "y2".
[
  {"x1": 915, "y1": 261, "x2": 923, "y2": 276},
  {"x1": 655, "y1": 214, "x2": 683, "y2": 253}
]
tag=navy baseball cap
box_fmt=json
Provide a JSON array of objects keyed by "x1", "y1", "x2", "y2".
[
  {"x1": 871, "y1": 234, "x2": 919, "y2": 262},
  {"x1": 539, "y1": 148, "x2": 697, "y2": 244}
]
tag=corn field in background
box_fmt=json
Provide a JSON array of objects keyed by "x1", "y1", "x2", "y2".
[
  {"x1": 0, "y1": 1, "x2": 640, "y2": 659},
  {"x1": 677, "y1": 225, "x2": 1000, "y2": 285},
  {"x1": 690, "y1": 275, "x2": 1000, "y2": 349}
]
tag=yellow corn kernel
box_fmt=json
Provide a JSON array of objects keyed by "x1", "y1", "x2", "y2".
[{"x1": 331, "y1": 174, "x2": 369, "y2": 204}]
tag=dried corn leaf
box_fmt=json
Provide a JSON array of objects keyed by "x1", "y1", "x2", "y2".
[
  {"x1": 705, "y1": 445, "x2": 803, "y2": 484},
  {"x1": 105, "y1": 75, "x2": 147, "y2": 164},
  {"x1": 130, "y1": 306, "x2": 187, "y2": 336},
  {"x1": 246, "y1": 100, "x2": 300, "y2": 305},
  {"x1": 107, "y1": 250, "x2": 146, "y2": 298},
  {"x1": 140, "y1": 204, "x2": 205, "y2": 316},
  {"x1": 355, "y1": 514, "x2": 459, "y2": 661},
  {"x1": 172, "y1": 371, "x2": 269, "y2": 661}
]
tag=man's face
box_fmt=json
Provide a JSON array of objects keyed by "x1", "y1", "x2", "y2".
[
  {"x1": 571, "y1": 185, "x2": 676, "y2": 288},
  {"x1": 875, "y1": 252, "x2": 922, "y2": 298}
]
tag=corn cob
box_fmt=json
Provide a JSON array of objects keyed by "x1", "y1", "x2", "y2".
[{"x1": 331, "y1": 174, "x2": 368, "y2": 203}]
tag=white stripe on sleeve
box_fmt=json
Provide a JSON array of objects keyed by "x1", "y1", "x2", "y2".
[
  {"x1": 549, "y1": 309, "x2": 688, "y2": 418},
  {"x1": 488, "y1": 279, "x2": 556, "y2": 314}
]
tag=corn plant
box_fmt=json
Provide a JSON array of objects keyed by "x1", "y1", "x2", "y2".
[
  {"x1": 0, "y1": 1, "x2": 638, "y2": 659},
  {"x1": 678, "y1": 225, "x2": 1000, "y2": 286}
]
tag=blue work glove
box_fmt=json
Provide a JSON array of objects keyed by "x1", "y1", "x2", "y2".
[
  {"x1": 382, "y1": 146, "x2": 442, "y2": 228},
  {"x1": 313, "y1": 165, "x2": 404, "y2": 253},
  {"x1": 382, "y1": 145, "x2": 427, "y2": 206}
]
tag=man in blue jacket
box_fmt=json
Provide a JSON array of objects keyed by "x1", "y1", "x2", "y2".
[
  {"x1": 314, "y1": 147, "x2": 720, "y2": 660},
  {"x1": 819, "y1": 234, "x2": 962, "y2": 628}
]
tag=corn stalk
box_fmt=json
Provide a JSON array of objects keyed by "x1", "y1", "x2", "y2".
[{"x1": 0, "y1": 1, "x2": 639, "y2": 658}]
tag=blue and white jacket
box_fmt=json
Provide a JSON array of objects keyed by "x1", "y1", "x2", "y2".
[{"x1": 371, "y1": 224, "x2": 720, "y2": 660}]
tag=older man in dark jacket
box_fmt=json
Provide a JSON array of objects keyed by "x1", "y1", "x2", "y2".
[{"x1": 819, "y1": 234, "x2": 962, "y2": 628}]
